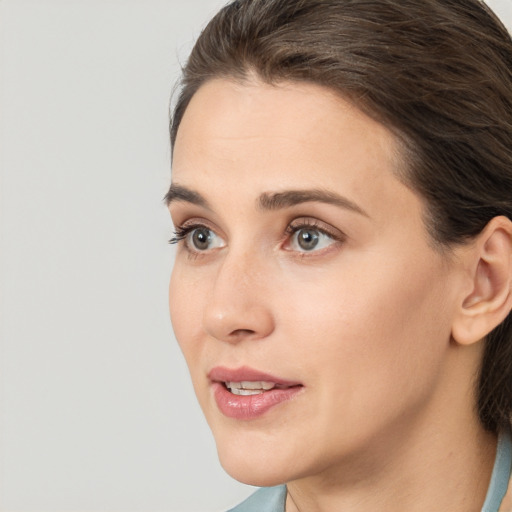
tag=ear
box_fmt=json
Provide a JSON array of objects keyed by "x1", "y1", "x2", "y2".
[{"x1": 451, "y1": 216, "x2": 512, "y2": 346}]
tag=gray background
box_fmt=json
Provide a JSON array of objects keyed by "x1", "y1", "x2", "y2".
[{"x1": 0, "y1": 1, "x2": 511, "y2": 510}]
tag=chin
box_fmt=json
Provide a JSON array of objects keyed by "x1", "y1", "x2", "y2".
[
  {"x1": 213, "y1": 430, "x2": 295, "y2": 487},
  {"x1": 218, "y1": 451, "x2": 289, "y2": 487}
]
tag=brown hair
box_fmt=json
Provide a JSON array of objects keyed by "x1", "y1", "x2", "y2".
[{"x1": 169, "y1": 0, "x2": 512, "y2": 432}]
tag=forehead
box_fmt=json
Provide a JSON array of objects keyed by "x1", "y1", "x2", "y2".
[
  {"x1": 173, "y1": 78, "x2": 398, "y2": 165},
  {"x1": 171, "y1": 78, "x2": 416, "y2": 222}
]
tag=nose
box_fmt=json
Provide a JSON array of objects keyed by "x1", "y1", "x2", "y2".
[{"x1": 202, "y1": 251, "x2": 275, "y2": 344}]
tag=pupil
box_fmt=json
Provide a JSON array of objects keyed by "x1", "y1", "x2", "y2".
[
  {"x1": 192, "y1": 228, "x2": 210, "y2": 250},
  {"x1": 298, "y1": 229, "x2": 319, "y2": 250}
]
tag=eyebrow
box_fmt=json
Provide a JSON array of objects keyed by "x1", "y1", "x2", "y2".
[
  {"x1": 165, "y1": 184, "x2": 368, "y2": 217},
  {"x1": 258, "y1": 189, "x2": 368, "y2": 216},
  {"x1": 164, "y1": 184, "x2": 211, "y2": 209}
]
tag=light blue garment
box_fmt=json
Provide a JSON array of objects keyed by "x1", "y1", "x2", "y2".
[
  {"x1": 228, "y1": 429, "x2": 512, "y2": 512},
  {"x1": 482, "y1": 428, "x2": 512, "y2": 512},
  {"x1": 227, "y1": 485, "x2": 286, "y2": 512}
]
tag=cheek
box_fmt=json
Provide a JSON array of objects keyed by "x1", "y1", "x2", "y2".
[
  {"x1": 278, "y1": 252, "x2": 454, "y2": 416},
  {"x1": 169, "y1": 264, "x2": 205, "y2": 364}
]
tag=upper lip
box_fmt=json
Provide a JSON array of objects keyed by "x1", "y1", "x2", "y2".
[{"x1": 208, "y1": 366, "x2": 302, "y2": 387}]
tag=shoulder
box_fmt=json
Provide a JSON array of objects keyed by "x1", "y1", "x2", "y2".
[{"x1": 227, "y1": 486, "x2": 287, "y2": 512}]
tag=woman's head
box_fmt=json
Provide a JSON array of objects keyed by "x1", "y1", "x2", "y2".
[
  {"x1": 167, "y1": 0, "x2": 512, "y2": 482},
  {"x1": 169, "y1": 0, "x2": 512, "y2": 432}
]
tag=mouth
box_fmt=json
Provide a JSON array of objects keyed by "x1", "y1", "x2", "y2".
[
  {"x1": 208, "y1": 366, "x2": 303, "y2": 420},
  {"x1": 224, "y1": 380, "x2": 294, "y2": 395}
]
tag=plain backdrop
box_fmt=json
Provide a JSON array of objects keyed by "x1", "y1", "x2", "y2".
[{"x1": 0, "y1": 1, "x2": 511, "y2": 511}]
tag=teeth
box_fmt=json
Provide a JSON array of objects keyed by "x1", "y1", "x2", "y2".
[
  {"x1": 226, "y1": 381, "x2": 276, "y2": 394},
  {"x1": 230, "y1": 388, "x2": 264, "y2": 396}
]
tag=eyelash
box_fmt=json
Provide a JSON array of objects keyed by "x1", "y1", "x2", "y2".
[
  {"x1": 284, "y1": 218, "x2": 339, "y2": 241},
  {"x1": 168, "y1": 225, "x2": 196, "y2": 245},
  {"x1": 168, "y1": 219, "x2": 343, "y2": 251}
]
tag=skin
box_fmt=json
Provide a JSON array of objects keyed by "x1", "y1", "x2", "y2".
[{"x1": 168, "y1": 78, "x2": 498, "y2": 512}]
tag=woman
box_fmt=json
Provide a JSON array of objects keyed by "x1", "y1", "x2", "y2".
[{"x1": 166, "y1": 0, "x2": 512, "y2": 510}]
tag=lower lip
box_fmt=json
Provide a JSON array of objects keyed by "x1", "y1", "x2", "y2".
[{"x1": 212, "y1": 382, "x2": 303, "y2": 420}]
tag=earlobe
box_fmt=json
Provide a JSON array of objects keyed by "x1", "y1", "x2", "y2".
[{"x1": 451, "y1": 216, "x2": 512, "y2": 346}]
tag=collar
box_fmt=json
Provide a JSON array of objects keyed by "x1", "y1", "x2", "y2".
[
  {"x1": 483, "y1": 427, "x2": 511, "y2": 512},
  {"x1": 495, "y1": 428, "x2": 512, "y2": 511}
]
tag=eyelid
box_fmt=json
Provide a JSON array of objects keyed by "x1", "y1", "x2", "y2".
[
  {"x1": 285, "y1": 217, "x2": 345, "y2": 241},
  {"x1": 281, "y1": 217, "x2": 346, "y2": 254},
  {"x1": 169, "y1": 217, "x2": 220, "y2": 240}
]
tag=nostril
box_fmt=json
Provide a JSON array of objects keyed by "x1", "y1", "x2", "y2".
[
  {"x1": 203, "y1": 301, "x2": 275, "y2": 343},
  {"x1": 229, "y1": 328, "x2": 257, "y2": 338}
]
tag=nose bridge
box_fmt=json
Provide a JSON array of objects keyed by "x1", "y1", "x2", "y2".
[
  {"x1": 202, "y1": 243, "x2": 274, "y2": 343},
  {"x1": 224, "y1": 246, "x2": 262, "y2": 292}
]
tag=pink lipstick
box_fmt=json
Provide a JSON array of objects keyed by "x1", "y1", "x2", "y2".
[{"x1": 208, "y1": 366, "x2": 303, "y2": 420}]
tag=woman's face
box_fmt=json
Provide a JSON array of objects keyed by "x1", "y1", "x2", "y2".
[{"x1": 168, "y1": 79, "x2": 463, "y2": 486}]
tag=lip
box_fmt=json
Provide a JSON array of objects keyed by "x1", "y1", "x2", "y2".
[
  {"x1": 208, "y1": 366, "x2": 303, "y2": 420},
  {"x1": 208, "y1": 366, "x2": 301, "y2": 387}
]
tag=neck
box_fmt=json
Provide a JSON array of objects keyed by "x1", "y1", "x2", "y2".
[
  {"x1": 286, "y1": 344, "x2": 497, "y2": 512},
  {"x1": 286, "y1": 424, "x2": 496, "y2": 512}
]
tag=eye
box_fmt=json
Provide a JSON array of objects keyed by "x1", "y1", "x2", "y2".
[
  {"x1": 169, "y1": 224, "x2": 225, "y2": 252},
  {"x1": 188, "y1": 227, "x2": 214, "y2": 251},
  {"x1": 285, "y1": 221, "x2": 340, "y2": 253}
]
